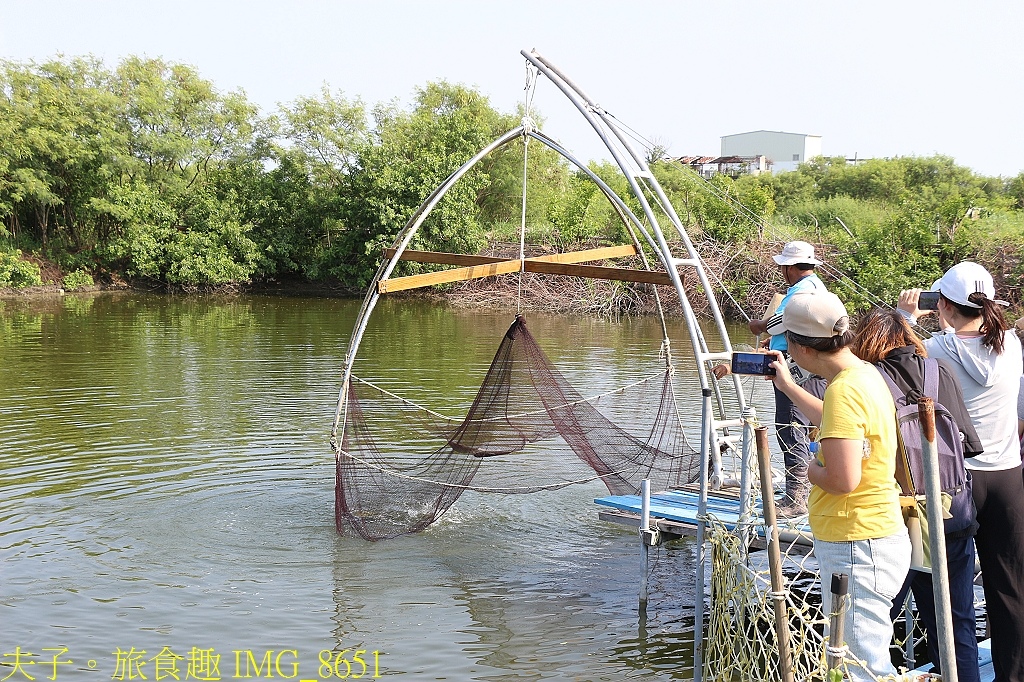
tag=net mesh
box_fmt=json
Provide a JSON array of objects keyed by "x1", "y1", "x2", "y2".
[
  {"x1": 335, "y1": 315, "x2": 700, "y2": 540},
  {"x1": 704, "y1": 514, "x2": 832, "y2": 681}
]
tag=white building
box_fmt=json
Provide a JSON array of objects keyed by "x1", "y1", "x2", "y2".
[{"x1": 720, "y1": 131, "x2": 822, "y2": 173}]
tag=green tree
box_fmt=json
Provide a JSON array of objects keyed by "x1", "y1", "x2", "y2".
[
  {"x1": 0, "y1": 57, "x2": 122, "y2": 252},
  {"x1": 279, "y1": 86, "x2": 367, "y2": 186},
  {"x1": 334, "y1": 81, "x2": 511, "y2": 286},
  {"x1": 110, "y1": 56, "x2": 261, "y2": 192},
  {"x1": 474, "y1": 105, "x2": 570, "y2": 238},
  {"x1": 1008, "y1": 172, "x2": 1024, "y2": 210}
]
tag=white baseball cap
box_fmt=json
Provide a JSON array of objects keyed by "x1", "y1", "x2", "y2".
[
  {"x1": 772, "y1": 241, "x2": 822, "y2": 266},
  {"x1": 931, "y1": 261, "x2": 1008, "y2": 309},
  {"x1": 776, "y1": 291, "x2": 850, "y2": 338}
]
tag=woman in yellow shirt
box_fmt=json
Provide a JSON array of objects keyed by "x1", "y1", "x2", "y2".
[{"x1": 767, "y1": 291, "x2": 910, "y2": 682}]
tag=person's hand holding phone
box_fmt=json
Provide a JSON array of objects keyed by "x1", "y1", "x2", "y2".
[
  {"x1": 898, "y1": 288, "x2": 936, "y2": 320},
  {"x1": 764, "y1": 349, "x2": 795, "y2": 388}
]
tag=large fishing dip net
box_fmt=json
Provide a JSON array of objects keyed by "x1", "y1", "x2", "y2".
[{"x1": 335, "y1": 315, "x2": 700, "y2": 540}]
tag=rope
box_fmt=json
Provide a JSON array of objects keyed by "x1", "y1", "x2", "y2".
[
  {"x1": 351, "y1": 375, "x2": 456, "y2": 421},
  {"x1": 517, "y1": 63, "x2": 538, "y2": 315},
  {"x1": 825, "y1": 644, "x2": 848, "y2": 659},
  {"x1": 704, "y1": 513, "x2": 829, "y2": 681},
  {"x1": 336, "y1": 446, "x2": 671, "y2": 493},
  {"x1": 352, "y1": 370, "x2": 673, "y2": 423}
]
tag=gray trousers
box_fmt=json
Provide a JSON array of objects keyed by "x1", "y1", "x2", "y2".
[{"x1": 774, "y1": 376, "x2": 826, "y2": 502}]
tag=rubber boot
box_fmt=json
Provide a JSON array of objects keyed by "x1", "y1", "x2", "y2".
[{"x1": 775, "y1": 476, "x2": 809, "y2": 518}]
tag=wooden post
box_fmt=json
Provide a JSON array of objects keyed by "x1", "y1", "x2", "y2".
[
  {"x1": 827, "y1": 573, "x2": 849, "y2": 673},
  {"x1": 918, "y1": 396, "x2": 958, "y2": 682},
  {"x1": 755, "y1": 426, "x2": 795, "y2": 682}
]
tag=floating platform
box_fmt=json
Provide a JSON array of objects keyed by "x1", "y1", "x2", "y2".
[
  {"x1": 595, "y1": 486, "x2": 813, "y2": 549},
  {"x1": 908, "y1": 638, "x2": 993, "y2": 681}
]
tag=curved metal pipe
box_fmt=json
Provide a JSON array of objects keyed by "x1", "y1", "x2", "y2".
[{"x1": 522, "y1": 50, "x2": 739, "y2": 400}]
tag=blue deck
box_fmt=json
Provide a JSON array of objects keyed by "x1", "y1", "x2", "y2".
[
  {"x1": 594, "y1": 488, "x2": 812, "y2": 538},
  {"x1": 909, "y1": 638, "x2": 992, "y2": 681}
]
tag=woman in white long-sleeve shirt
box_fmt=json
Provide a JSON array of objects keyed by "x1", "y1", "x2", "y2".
[{"x1": 901, "y1": 261, "x2": 1024, "y2": 682}]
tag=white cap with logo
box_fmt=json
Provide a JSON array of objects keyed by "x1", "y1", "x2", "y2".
[
  {"x1": 931, "y1": 261, "x2": 1008, "y2": 309},
  {"x1": 772, "y1": 241, "x2": 822, "y2": 266}
]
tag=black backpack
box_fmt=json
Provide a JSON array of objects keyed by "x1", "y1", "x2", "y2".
[{"x1": 875, "y1": 359, "x2": 974, "y2": 536}]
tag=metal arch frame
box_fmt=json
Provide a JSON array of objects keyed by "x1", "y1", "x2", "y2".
[
  {"x1": 331, "y1": 52, "x2": 756, "y2": 682},
  {"x1": 521, "y1": 50, "x2": 744, "y2": 405},
  {"x1": 520, "y1": 50, "x2": 747, "y2": 442},
  {"x1": 331, "y1": 124, "x2": 525, "y2": 448}
]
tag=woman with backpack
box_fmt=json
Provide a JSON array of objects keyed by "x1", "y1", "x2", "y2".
[
  {"x1": 851, "y1": 308, "x2": 983, "y2": 682},
  {"x1": 900, "y1": 261, "x2": 1024, "y2": 682}
]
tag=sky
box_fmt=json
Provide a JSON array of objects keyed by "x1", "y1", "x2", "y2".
[{"x1": 2, "y1": 1, "x2": 1023, "y2": 177}]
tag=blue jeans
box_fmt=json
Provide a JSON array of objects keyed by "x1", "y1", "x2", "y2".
[
  {"x1": 774, "y1": 378, "x2": 826, "y2": 502},
  {"x1": 815, "y1": 529, "x2": 912, "y2": 682},
  {"x1": 890, "y1": 535, "x2": 980, "y2": 682}
]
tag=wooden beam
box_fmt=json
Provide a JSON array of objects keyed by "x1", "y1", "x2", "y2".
[
  {"x1": 377, "y1": 257, "x2": 670, "y2": 293},
  {"x1": 380, "y1": 244, "x2": 643, "y2": 292},
  {"x1": 383, "y1": 249, "x2": 509, "y2": 267},
  {"x1": 378, "y1": 259, "x2": 523, "y2": 293},
  {"x1": 523, "y1": 261, "x2": 673, "y2": 286},
  {"x1": 383, "y1": 243, "x2": 637, "y2": 267},
  {"x1": 526, "y1": 244, "x2": 637, "y2": 263},
  {"x1": 378, "y1": 244, "x2": 644, "y2": 293}
]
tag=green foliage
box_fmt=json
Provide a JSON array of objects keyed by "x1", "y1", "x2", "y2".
[
  {"x1": 334, "y1": 81, "x2": 510, "y2": 286},
  {"x1": 0, "y1": 56, "x2": 122, "y2": 252},
  {"x1": 278, "y1": 86, "x2": 367, "y2": 187},
  {"x1": 2, "y1": 53, "x2": 1023, "y2": 309},
  {"x1": 111, "y1": 56, "x2": 261, "y2": 193},
  {"x1": 776, "y1": 195, "x2": 891, "y2": 241},
  {"x1": 91, "y1": 177, "x2": 259, "y2": 286},
  {"x1": 695, "y1": 155, "x2": 1024, "y2": 312},
  {"x1": 547, "y1": 172, "x2": 600, "y2": 245},
  {"x1": 654, "y1": 162, "x2": 769, "y2": 242},
  {"x1": 958, "y1": 210, "x2": 1024, "y2": 307},
  {"x1": 826, "y1": 210, "x2": 946, "y2": 311},
  {"x1": 586, "y1": 162, "x2": 644, "y2": 244},
  {"x1": 0, "y1": 249, "x2": 43, "y2": 287},
  {"x1": 62, "y1": 269, "x2": 94, "y2": 290},
  {"x1": 1007, "y1": 172, "x2": 1024, "y2": 210},
  {"x1": 475, "y1": 108, "x2": 570, "y2": 230}
]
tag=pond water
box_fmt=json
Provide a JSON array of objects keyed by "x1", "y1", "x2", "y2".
[{"x1": 0, "y1": 293, "x2": 774, "y2": 681}]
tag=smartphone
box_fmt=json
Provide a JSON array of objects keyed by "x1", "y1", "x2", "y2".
[
  {"x1": 731, "y1": 351, "x2": 776, "y2": 376},
  {"x1": 918, "y1": 291, "x2": 940, "y2": 311}
]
